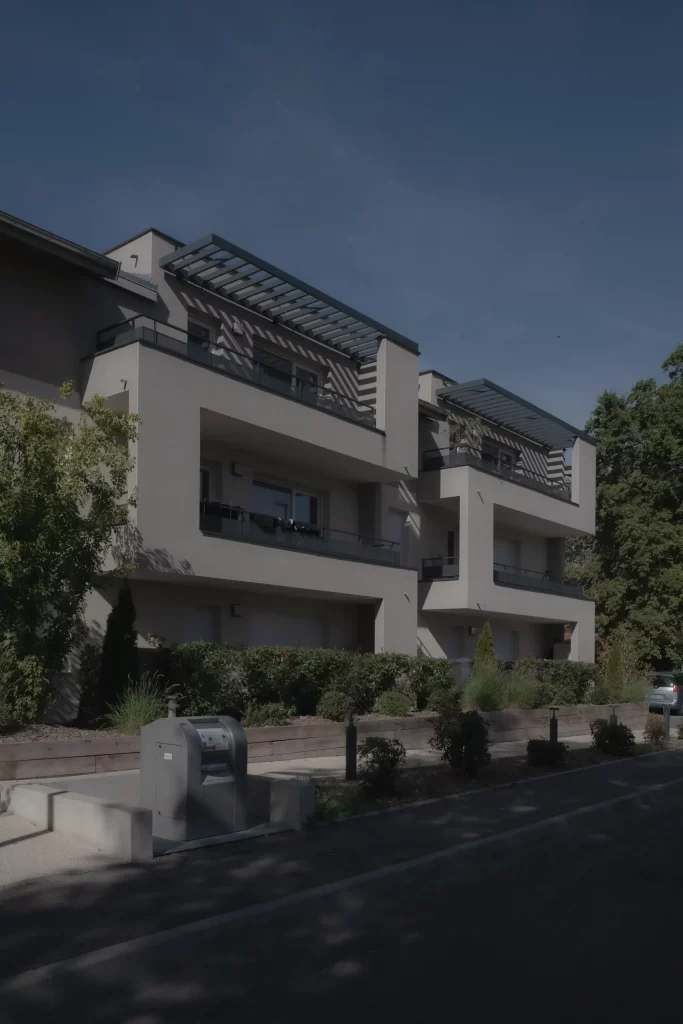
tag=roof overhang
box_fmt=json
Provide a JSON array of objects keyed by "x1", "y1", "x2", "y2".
[
  {"x1": 159, "y1": 233, "x2": 420, "y2": 362},
  {"x1": 437, "y1": 378, "x2": 595, "y2": 449},
  {"x1": 0, "y1": 209, "x2": 119, "y2": 279}
]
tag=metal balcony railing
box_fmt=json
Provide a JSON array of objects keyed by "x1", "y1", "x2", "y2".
[
  {"x1": 95, "y1": 316, "x2": 375, "y2": 428},
  {"x1": 199, "y1": 501, "x2": 401, "y2": 566},
  {"x1": 493, "y1": 561, "x2": 583, "y2": 598},
  {"x1": 421, "y1": 445, "x2": 572, "y2": 502},
  {"x1": 422, "y1": 556, "x2": 460, "y2": 581}
]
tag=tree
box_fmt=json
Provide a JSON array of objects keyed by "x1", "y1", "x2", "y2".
[
  {"x1": 602, "y1": 642, "x2": 623, "y2": 702},
  {"x1": 0, "y1": 381, "x2": 138, "y2": 715},
  {"x1": 472, "y1": 621, "x2": 496, "y2": 674},
  {"x1": 568, "y1": 345, "x2": 683, "y2": 666},
  {"x1": 99, "y1": 580, "x2": 138, "y2": 710}
]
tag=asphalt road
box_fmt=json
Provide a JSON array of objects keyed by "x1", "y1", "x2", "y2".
[{"x1": 2, "y1": 750, "x2": 683, "y2": 1023}]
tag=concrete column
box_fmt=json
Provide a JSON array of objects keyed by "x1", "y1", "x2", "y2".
[
  {"x1": 375, "y1": 337, "x2": 419, "y2": 478},
  {"x1": 374, "y1": 581, "x2": 417, "y2": 654},
  {"x1": 459, "y1": 472, "x2": 494, "y2": 606},
  {"x1": 569, "y1": 603, "x2": 595, "y2": 662},
  {"x1": 571, "y1": 438, "x2": 596, "y2": 531}
]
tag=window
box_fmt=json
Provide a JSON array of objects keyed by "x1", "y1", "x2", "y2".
[
  {"x1": 387, "y1": 509, "x2": 406, "y2": 559},
  {"x1": 253, "y1": 344, "x2": 321, "y2": 397},
  {"x1": 482, "y1": 440, "x2": 519, "y2": 471},
  {"x1": 252, "y1": 481, "x2": 320, "y2": 524},
  {"x1": 188, "y1": 319, "x2": 214, "y2": 343},
  {"x1": 447, "y1": 529, "x2": 457, "y2": 562}
]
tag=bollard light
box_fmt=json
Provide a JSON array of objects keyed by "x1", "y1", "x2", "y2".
[
  {"x1": 345, "y1": 708, "x2": 357, "y2": 781},
  {"x1": 548, "y1": 706, "x2": 559, "y2": 744}
]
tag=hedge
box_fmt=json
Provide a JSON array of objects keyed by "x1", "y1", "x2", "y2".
[{"x1": 170, "y1": 643, "x2": 453, "y2": 719}]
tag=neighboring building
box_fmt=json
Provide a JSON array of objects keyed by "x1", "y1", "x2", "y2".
[
  {"x1": 0, "y1": 209, "x2": 596, "y2": 673},
  {"x1": 417, "y1": 371, "x2": 595, "y2": 670}
]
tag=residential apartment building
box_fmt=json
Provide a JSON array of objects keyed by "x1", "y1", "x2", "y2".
[{"x1": 0, "y1": 209, "x2": 596, "y2": 674}]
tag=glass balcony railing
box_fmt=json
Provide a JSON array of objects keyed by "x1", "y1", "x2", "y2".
[
  {"x1": 422, "y1": 556, "x2": 459, "y2": 581},
  {"x1": 421, "y1": 445, "x2": 572, "y2": 502},
  {"x1": 95, "y1": 316, "x2": 375, "y2": 428},
  {"x1": 199, "y1": 501, "x2": 401, "y2": 567},
  {"x1": 493, "y1": 561, "x2": 583, "y2": 598}
]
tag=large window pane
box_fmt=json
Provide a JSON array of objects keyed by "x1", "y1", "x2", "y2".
[
  {"x1": 294, "y1": 492, "x2": 319, "y2": 524},
  {"x1": 253, "y1": 481, "x2": 291, "y2": 519}
]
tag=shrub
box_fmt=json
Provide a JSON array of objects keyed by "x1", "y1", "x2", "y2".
[
  {"x1": 358, "y1": 736, "x2": 406, "y2": 797},
  {"x1": 171, "y1": 642, "x2": 247, "y2": 718},
  {"x1": 431, "y1": 707, "x2": 491, "y2": 778},
  {"x1": 103, "y1": 672, "x2": 167, "y2": 734},
  {"x1": 427, "y1": 686, "x2": 462, "y2": 715},
  {"x1": 678, "y1": 721, "x2": 683, "y2": 741},
  {"x1": 472, "y1": 621, "x2": 496, "y2": 675},
  {"x1": 99, "y1": 581, "x2": 138, "y2": 711},
  {"x1": 316, "y1": 689, "x2": 353, "y2": 722},
  {"x1": 463, "y1": 665, "x2": 506, "y2": 711},
  {"x1": 241, "y1": 701, "x2": 292, "y2": 727},
  {"x1": 171, "y1": 644, "x2": 453, "y2": 719},
  {"x1": 314, "y1": 784, "x2": 355, "y2": 821},
  {"x1": 506, "y1": 670, "x2": 545, "y2": 710},
  {"x1": 0, "y1": 636, "x2": 48, "y2": 730},
  {"x1": 643, "y1": 713, "x2": 669, "y2": 750},
  {"x1": 590, "y1": 717, "x2": 636, "y2": 756},
  {"x1": 526, "y1": 738, "x2": 567, "y2": 767},
  {"x1": 373, "y1": 690, "x2": 412, "y2": 717}
]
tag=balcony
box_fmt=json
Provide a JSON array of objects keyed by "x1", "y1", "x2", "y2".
[
  {"x1": 96, "y1": 316, "x2": 375, "y2": 429},
  {"x1": 493, "y1": 561, "x2": 583, "y2": 598},
  {"x1": 422, "y1": 556, "x2": 459, "y2": 581},
  {"x1": 199, "y1": 501, "x2": 401, "y2": 567},
  {"x1": 421, "y1": 445, "x2": 571, "y2": 502}
]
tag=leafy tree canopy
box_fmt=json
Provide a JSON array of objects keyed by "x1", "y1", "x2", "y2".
[
  {"x1": 0, "y1": 382, "x2": 138, "y2": 681},
  {"x1": 568, "y1": 345, "x2": 683, "y2": 666}
]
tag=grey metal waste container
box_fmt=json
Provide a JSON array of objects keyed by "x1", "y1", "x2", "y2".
[{"x1": 140, "y1": 716, "x2": 248, "y2": 842}]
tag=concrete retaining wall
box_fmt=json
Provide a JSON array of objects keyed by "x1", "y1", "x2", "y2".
[{"x1": 0, "y1": 703, "x2": 649, "y2": 779}]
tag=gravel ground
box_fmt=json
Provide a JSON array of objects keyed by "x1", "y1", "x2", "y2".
[{"x1": 0, "y1": 724, "x2": 130, "y2": 744}]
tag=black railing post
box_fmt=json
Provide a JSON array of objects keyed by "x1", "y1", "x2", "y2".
[{"x1": 549, "y1": 706, "x2": 559, "y2": 743}]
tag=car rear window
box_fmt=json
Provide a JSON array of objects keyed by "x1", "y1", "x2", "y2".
[{"x1": 653, "y1": 675, "x2": 675, "y2": 687}]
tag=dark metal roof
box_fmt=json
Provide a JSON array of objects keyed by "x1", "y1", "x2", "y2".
[
  {"x1": 437, "y1": 378, "x2": 595, "y2": 449},
  {"x1": 0, "y1": 209, "x2": 119, "y2": 279},
  {"x1": 159, "y1": 233, "x2": 420, "y2": 362}
]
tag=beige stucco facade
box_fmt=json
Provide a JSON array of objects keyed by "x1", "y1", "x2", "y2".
[{"x1": 0, "y1": 211, "x2": 597, "y2": 682}]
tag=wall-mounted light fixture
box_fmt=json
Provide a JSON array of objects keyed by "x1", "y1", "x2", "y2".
[
  {"x1": 230, "y1": 604, "x2": 243, "y2": 618},
  {"x1": 231, "y1": 462, "x2": 245, "y2": 477}
]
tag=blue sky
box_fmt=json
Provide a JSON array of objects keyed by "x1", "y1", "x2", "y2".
[{"x1": 2, "y1": 0, "x2": 682, "y2": 428}]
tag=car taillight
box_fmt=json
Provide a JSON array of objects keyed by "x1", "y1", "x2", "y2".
[{"x1": 674, "y1": 684, "x2": 679, "y2": 693}]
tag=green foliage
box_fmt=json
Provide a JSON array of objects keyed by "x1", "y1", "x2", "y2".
[
  {"x1": 643, "y1": 713, "x2": 669, "y2": 750},
  {"x1": 103, "y1": 672, "x2": 166, "y2": 734},
  {"x1": 463, "y1": 665, "x2": 506, "y2": 711},
  {"x1": 316, "y1": 689, "x2": 353, "y2": 722},
  {"x1": 99, "y1": 582, "x2": 138, "y2": 711},
  {"x1": 373, "y1": 690, "x2": 412, "y2": 717},
  {"x1": 472, "y1": 621, "x2": 496, "y2": 675},
  {"x1": 171, "y1": 642, "x2": 247, "y2": 718},
  {"x1": 678, "y1": 721, "x2": 683, "y2": 741},
  {"x1": 427, "y1": 686, "x2": 462, "y2": 715},
  {"x1": 0, "y1": 383, "x2": 138, "y2": 692},
  {"x1": 430, "y1": 706, "x2": 491, "y2": 778},
  {"x1": 603, "y1": 643, "x2": 623, "y2": 702},
  {"x1": 170, "y1": 643, "x2": 452, "y2": 719},
  {"x1": 76, "y1": 639, "x2": 103, "y2": 725},
  {"x1": 241, "y1": 702, "x2": 292, "y2": 727},
  {"x1": 506, "y1": 669, "x2": 546, "y2": 710},
  {"x1": 0, "y1": 635, "x2": 48, "y2": 730},
  {"x1": 358, "y1": 736, "x2": 406, "y2": 796},
  {"x1": 566, "y1": 346, "x2": 683, "y2": 665},
  {"x1": 590, "y1": 718, "x2": 636, "y2": 756},
  {"x1": 526, "y1": 738, "x2": 567, "y2": 767},
  {"x1": 313, "y1": 783, "x2": 356, "y2": 821}
]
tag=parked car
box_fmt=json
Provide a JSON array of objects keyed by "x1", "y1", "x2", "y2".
[{"x1": 646, "y1": 672, "x2": 683, "y2": 715}]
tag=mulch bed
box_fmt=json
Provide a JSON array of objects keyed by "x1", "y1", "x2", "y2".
[
  {"x1": 314, "y1": 743, "x2": 680, "y2": 821},
  {"x1": 0, "y1": 724, "x2": 129, "y2": 744}
]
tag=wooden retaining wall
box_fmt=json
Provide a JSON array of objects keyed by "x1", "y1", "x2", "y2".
[{"x1": 0, "y1": 702, "x2": 649, "y2": 781}]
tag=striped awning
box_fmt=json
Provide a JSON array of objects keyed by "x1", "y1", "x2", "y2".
[
  {"x1": 437, "y1": 379, "x2": 594, "y2": 449},
  {"x1": 159, "y1": 234, "x2": 419, "y2": 362}
]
